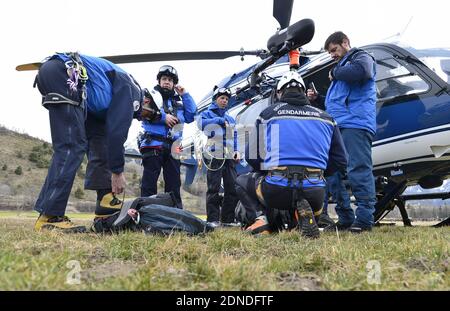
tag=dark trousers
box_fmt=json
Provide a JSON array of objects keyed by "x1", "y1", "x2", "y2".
[
  {"x1": 141, "y1": 147, "x2": 182, "y2": 208},
  {"x1": 206, "y1": 159, "x2": 238, "y2": 223},
  {"x1": 84, "y1": 115, "x2": 111, "y2": 190},
  {"x1": 34, "y1": 104, "x2": 87, "y2": 216},
  {"x1": 235, "y1": 172, "x2": 325, "y2": 226},
  {"x1": 34, "y1": 59, "x2": 87, "y2": 216},
  {"x1": 235, "y1": 172, "x2": 264, "y2": 224}
]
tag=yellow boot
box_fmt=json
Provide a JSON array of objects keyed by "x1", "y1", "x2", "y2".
[
  {"x1": 95, "y1": 192, "x2": 123, "y2": 217},
  {"x1": 34, "y1": 215, "x2": 86, "y2": 233}
]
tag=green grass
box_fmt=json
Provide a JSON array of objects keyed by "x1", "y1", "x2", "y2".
[
  {"x1": 0, "y1": 217, "x2": 448, "y2": 290},
  {"x1": 0, "y1": 211, "x2": 94, "y2": 220}
]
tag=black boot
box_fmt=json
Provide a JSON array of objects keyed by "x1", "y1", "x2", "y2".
[
  {"x1": 317, "y1": 213, "x2": 336, "y2": 230},
  {"x1": 296, "y1": 199, "x2": 320, "y2": 239}
]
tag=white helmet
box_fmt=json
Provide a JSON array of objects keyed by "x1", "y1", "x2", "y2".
[
  {"x1": 147, "y1": 88, "x2": 163, "y2": 109},
  {"x1": 276, "y1": 70, "x2": 305, "y2": 92}
]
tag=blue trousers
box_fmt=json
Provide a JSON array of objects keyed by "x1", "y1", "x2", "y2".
[
  {"x1": 328, "y1": 128, "x2": 376, "y2": 228},
  {"x1": 33, "y1": 59, "x2": 87, "y2": 216},
  {"x1": 34, "y1": 104, "x2": 87, "y2": 216}
]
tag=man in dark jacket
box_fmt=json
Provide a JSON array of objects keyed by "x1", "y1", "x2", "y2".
[
  {"x1": 236, "y1": 70, "x2": 348, "y2": 238},
  {"x1": 138, "y1": 65, "x2": 197, "y2": 208},
  {"x1": 307, "y1": 31, "x2": 377, "y2": 232},
  {"x1": 198, "y1": 87, "x2": 240, "y2": 227},
  {"x1": 33, "y1": 52, "x2": 154, "y2": 232}
]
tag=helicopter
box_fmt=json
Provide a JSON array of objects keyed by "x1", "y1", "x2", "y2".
[
  {"x1": 16, "y1": 0, "x2": 450, "y2": 227},
  {"x1": 176, "y1": 41, "x2": 450, "y2": 228}
]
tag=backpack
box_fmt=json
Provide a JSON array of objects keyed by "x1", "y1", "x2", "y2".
[{"x1": 92, "y1": 193, "x2": 214, "y2": 235}]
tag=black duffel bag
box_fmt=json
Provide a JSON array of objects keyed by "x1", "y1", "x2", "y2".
[{"x1": 92, "y1": 192, "x2": 214, "y2": 235}]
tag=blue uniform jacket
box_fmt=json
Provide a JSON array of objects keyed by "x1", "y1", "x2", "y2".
[
  {"x1": 198, "y1": 102, "x2": 238, "y2": 152},
  {"x1": 246, "y1": 91, "x2": 348, "y2": 188},
  {"x1": 140, "y1": 90, "x2": 197, "y2": 149},
  {"x1": 52, "y1": 53, "x2": 141, "y2": 174},
  {"x1": 325, "y1": 48, "x2": 377, "y2": 135}
]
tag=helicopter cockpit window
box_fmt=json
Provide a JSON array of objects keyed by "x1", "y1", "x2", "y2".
[
  {"x1": 371, "y1": 49, "x2": 429, "y2": 100},
  {"x1": 421, "y1": 58, "x2": 450, "y2": 84}
]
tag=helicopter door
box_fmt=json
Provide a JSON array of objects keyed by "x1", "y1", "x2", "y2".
[{"x1": 363, "y1": 44, "x2": 450, "y2": 144}]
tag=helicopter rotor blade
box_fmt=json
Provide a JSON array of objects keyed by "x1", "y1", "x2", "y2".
[
  {"x1": 100, "y1": 50, "x2": 264, "y2": 64},
  {"x1": 273, "y1": 0, "x2": 294, "y2": 29},
  {"x1": 300, "y1": 49, "x2": 325, "y2": 55},
  {"x1": 16, "y1": 62, "x2": 43, "y2": 71},
  {"x1": 15, "y1": 50, "x2": 267, "y2": 71}
]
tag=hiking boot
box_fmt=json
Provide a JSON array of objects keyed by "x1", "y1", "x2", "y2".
[
  {"x1": 323, "y1": 221, "x2": 352, "y2": 232},
  {"x1": 221, "y1": 222, "x2": 242, "y2": 228},
  {"x1": 207, "y1": 221, "x2": 221, "y2": 228},
  {"x1": 317, "y1": 213, "x2": 335, "y2": 230},
  {"x1": 245, "y1": 216, "x2": 271, "y2": 235},
  {"x1": 349, "y1": 224, "x2": 372, "y2": 234},
  {"x1": 296, "y1": 199, "x2": 320, "y2": 239},
  {"x1": 95, "y1": 192, "x2": 123, "y2": 217},
  {"x1": 35, "y1": 215, "x2": 86, "y2": 233}
]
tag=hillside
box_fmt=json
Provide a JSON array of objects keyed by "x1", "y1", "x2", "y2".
[{"x1": 0, "y1": 125, "x2": 143, "y2": 212}]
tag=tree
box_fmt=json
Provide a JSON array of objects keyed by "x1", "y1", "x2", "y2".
[
  {"x1": 74, "y1": 187, "x2": 84, "y2": 199},
  {"x1": 14, "y1": 166, "x2": 23, "y2": 175}
]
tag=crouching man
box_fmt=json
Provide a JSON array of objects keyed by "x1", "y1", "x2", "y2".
[{"x1": 235, "y1": 71, "x2": 347, "y2": 238}]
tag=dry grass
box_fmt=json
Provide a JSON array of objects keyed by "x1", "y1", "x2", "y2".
[{"x1": 0, "y1": 215, "x2": 448, "y2": 291}]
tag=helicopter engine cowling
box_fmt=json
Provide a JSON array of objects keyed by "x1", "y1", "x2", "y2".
[{"x1": 267, "y1": 18, "x2": 315, "y2": 56}]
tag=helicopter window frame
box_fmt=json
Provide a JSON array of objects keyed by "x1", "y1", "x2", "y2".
[{"x1": 369, "y1": 48, "x2": 432, "y2": 102}]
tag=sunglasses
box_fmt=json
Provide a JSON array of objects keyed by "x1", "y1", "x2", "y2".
[
  {"x1": 158, "y1": 65, "x2": 177, "y2": 76},
  {"x1": 215, "y1": 87, "x2": 232, "y2": 97}
]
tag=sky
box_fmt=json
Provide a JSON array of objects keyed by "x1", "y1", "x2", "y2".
[{"x1": 0, "y1": 0, "x2": 449, "y2": 145}]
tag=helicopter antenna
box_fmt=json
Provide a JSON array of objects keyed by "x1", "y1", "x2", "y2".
[
  {"x1": 383, "y1": 16, "x2": 413, "y2": 43},
  {"x1": 400, "y1": 16, "x2": 413, "y2": 38}
]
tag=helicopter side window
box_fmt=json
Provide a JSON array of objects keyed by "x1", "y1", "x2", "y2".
[{"x1": 370, "y1": 49, "x2": 430, "y2": 100}]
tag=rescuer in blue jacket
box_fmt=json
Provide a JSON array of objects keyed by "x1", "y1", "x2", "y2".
[
  {"x1": 308, "y1": 31, "x2": 377, "y2": 233},
  {"x1": 138, "y1": 65, "x2": 197, "y2": 208},
  {"x1": 198, "y1": 87, "x2": 240, "y2": 226},
  {"x1": 235, "y1": 70, "x2": 348, "y2": 238},
  {"x1": 33, "y1": 52, "x2": 157, "y2": 232}
]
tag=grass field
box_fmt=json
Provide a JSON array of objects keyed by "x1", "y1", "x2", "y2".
[{"x1": 0, "y1": 213, "x2": 448, "y2": 291}]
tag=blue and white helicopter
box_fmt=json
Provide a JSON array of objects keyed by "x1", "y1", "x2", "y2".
[{"x1": 17, "y1": 0, "x2": 450, "y2": 227}]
